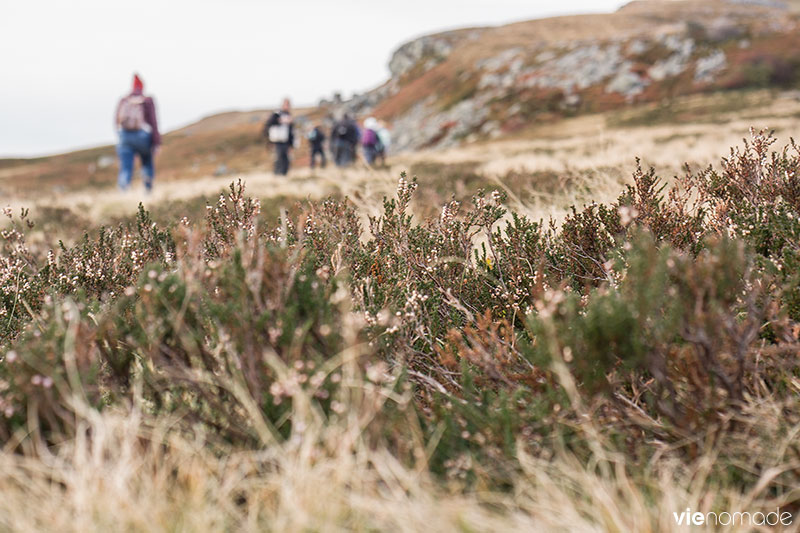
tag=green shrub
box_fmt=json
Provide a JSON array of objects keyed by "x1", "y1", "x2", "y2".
[{"x1": 2, "y1": 130, "x2": 800, "y2": 500}]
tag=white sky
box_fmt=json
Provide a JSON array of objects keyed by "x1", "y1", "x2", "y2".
[{"x1": 0, "y1": 0, "x2": 627, "y2": 157}]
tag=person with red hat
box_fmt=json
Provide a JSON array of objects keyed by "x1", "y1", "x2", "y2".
[{"x1": 114, "y1": 73, "x2": 161, "y2": 192}]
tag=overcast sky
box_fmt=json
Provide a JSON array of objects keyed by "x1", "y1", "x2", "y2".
[{"x1": 0, "y1": 0, "x2": 627, "y2": 157}]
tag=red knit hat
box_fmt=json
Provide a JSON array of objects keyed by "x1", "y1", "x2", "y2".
[{"x1": 132, "y1": 74, "x2": 144, "y2": 92}]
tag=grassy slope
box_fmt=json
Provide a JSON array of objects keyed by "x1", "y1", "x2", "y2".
[{"x1": 0, "y1": 107, "x2": 327, "y2": 197}]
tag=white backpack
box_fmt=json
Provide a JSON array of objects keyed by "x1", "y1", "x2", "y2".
[
  {"x1": 268, "y1": 124, "x2": 290, "y2": 143},
  {"x1": 118, "y1": 95, "x2": 146, "y2": 131}
]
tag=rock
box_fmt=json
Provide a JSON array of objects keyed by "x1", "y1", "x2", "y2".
[
  {"x1": 328, "y1": 83, "x2": 395, "y2": 119},
  {"x1": 480, "y1": 121, "x2": 500, "y2": 135},
  {"x1": 477, "y1": 48, "x2": 524, "y2": 72},
  {"x1": 627, "y1": 39, "x2": 648, "y2": 56},
  {"x1": 535, "y1": 50, "x2": 556, "y2": 63},
  {"x1": 389, "y1": 34, "x2": 464, "y2": 78},
  {"x1": 554, "y1": 43, "x2": 625, "y2": 91},
  {"x1": 523, "y1": 43, "x2": 625, "y2": 93},
  {"x1": 695, "y1": 50, "x2": 727, "y2": 83},
  {"x1": 97, "y1": 155, "x2": 115, "y2": 169},
  {"x1": 606, "y1": 63, "x2": 649, "y2": 97},
  {"x1": 648, "y1": 54, "x2": 688, "y2": 81},
  {"x1": 476, "y1": 49, "x2": 528, "y2": 89},
  {"x1": 478, "y1": 73, "x2": 504, "y2": 89},
  {"x1": 705, "y1": 17, "x2": 745, "y2": 42},
  {"x1": 507, "y1": 103, "x2": 523, "y2": 117},
  {"x1": 648, "y1": 34, "x2": 695, "y2": 81},
  {"x1": 662, "y1": 34, "x2": 695, "y2": 57},
  {"x1": 390, "y1": 94, "x2": 491, "y2": 151}
]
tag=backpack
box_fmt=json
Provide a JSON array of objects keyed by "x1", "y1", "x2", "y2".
[
  {"x1": 118, "y1": 95, "x2": 146, "y2": 131},
  {"x1": 266, "y1": 112, "x2": 292, "y2": 143},
  {"x1": 335, "y1": 123, "x2": 349, "y2": 139},
  {"x1": 362, "y1": 128, "x2": 378, "y2": 147},
  {"x1": 268, "y1": 124, "x2": 290, "y2": 143}
]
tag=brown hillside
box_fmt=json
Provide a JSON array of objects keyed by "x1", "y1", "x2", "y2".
[{"x1": 364, "y1": 0, "x2": 798, "y2": 150}]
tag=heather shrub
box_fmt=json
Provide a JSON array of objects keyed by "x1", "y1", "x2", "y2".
[
  {"x1": 2, "y1": 129, "x2": 800, "y2": 518},
  {"x1": 528, "y1": 233, "x2": 763, "y2": 419}
]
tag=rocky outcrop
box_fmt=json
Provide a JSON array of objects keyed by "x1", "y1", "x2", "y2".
[
  {"x1": 384, "y1": 30, "x2": 730, "y2": 149},
  {"x1": 606, "y1": 64, "x2": 649, "y2": 97},
  {"x1": 388, "y1": 30, "x2": 483, "y2": 78},
  {"x1": 648, "y1": 34, "x2": 695, "y2": 81},
  {"x1": 323, "y1": 0, "x2": 795, "y2": 152},
  {"x1": 695, "y1": 50, "x2": 728, "y2": 83},
  {"x1": 391, "y1": 97, "x2": 491, "y2": 151}
]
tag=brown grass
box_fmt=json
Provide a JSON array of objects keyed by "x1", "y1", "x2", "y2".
[{"x1": 5, "y1": 89, "x2": 800, "y2": 235}]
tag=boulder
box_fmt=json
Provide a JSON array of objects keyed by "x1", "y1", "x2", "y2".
[
  {"x1": 695, "y1": 50, "x2": 727, "y2": 83},
  {"x1": 606, "y1": 63, "x2": 649, "y2": 96}
]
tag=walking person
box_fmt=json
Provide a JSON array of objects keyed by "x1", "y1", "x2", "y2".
[
  {"x1": 307, "y1": 124, "x2": 327, "y2": 169},
  {"x1": 361, "y1": 117, "x2": 381, "y2": 166},
  {"x1": 332, "y1": 113, "x2": 359, "y2": 167},
  {"x1": 376, "y1": 121, "x2": 391, "y2": 167},
  {"x1": 115, "y1": 73, "x2": 161, "y2": 192},
  {"x1": 263, "y1": 98, "x2": 295, "y2": 175}
]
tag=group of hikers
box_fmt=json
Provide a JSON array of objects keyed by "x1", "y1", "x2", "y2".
[
  {"x1": 263, "y1": 98, "x2": 391, "y2": 176},
  {"x1": 113, "y1": 73, "x2": 392, "y2": 192}
]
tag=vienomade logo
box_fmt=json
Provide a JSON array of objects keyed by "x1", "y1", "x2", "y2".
[{"x1": 673, "y1": 508, "x2": 793, "y2": 527}]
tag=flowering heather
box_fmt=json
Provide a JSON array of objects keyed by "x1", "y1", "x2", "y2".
[{"x1": 1, "y1": 131, "x2": 800, "y2": 529}]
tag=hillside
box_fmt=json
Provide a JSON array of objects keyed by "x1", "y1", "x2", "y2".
[
  {"x1": 335, "y1": 0, "x2": 800, "y2": 150},
  {"x1": 2, "y1": 0, "x2": 800, "y2": 199}
]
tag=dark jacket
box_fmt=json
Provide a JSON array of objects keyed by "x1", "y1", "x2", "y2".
[
  {"x1": 264, "y1": 111, "x2": 295, "y2": 146},
  {"x1": 332, "y1": 118, "x2": 359, "y2": 146},
  {"x1": 308, "y1": 126, "x2": 326, "y2": 150}
]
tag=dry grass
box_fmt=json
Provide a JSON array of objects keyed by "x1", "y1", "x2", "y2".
[
  {"x1": 1, "y1": 386, "x2": 796, "y2": 532},
  {"x1": 396, "y1": 91, "x2": 800, "y2": 223},
  {"x1": 6, "y1": 90, "x2": 800, "y2": 235}
]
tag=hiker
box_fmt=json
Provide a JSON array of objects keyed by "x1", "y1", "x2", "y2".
[
  {"x1": 331, "y1": 113, "x2": 359, "y2": 167},
  {"x1": 307, "y1": 124, "x2": 327, "y2": 169},
  {"x1": 263, "y1": 98, "x2": 295, "y2": 175},
  {"x1": 376, "y1": 121, "x2": 391, "y2": 166},
  {"x1": 115, "y1": 73, "x2": 161, "y2": 192},
  {"x1": 361, "y1": 117, "x2": 382, "y2": 166}
]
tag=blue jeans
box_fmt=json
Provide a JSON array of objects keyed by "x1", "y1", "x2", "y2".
[
  {"x1": 363, "y1": 145, "x2": 378, "y2": 165},
  {"x1": 334, "y1": 142, "x2": 355, "y2": 167},
  {"x1": 117, "y1": 129, "x2": 154, "y2": 191},
  {"x1": 273, "y1": 143, "x2": 291, "y2": 175}
]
